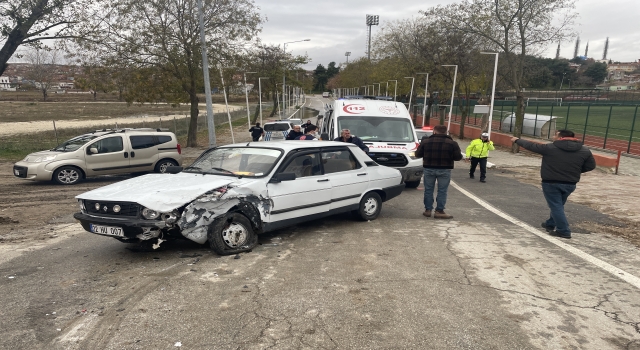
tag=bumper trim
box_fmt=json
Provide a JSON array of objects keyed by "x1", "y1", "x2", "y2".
[
  {"x1": 382, "y1": 183, "x2": 406, "y2": 202},
  {"x1": 73, "y1": 212, "x2": 163, "y2": 238}
]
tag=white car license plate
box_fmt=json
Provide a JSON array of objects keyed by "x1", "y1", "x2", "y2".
[{"x1": 90, "y1": 224, "x2": 124, "y2": 237}]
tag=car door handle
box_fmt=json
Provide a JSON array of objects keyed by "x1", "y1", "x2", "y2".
[
  {"x1": 317, "y1": 179, "x2": 329, "y2": 182},
  {"x1": 131, "y1": 151, "x2": 135, "y2": 158},
  {"x1": 124, "y1": 152, "x2": 128, "y2": 158},
  {"x1": 357, "y1": 173, "x2": 367, "y2": 176}
]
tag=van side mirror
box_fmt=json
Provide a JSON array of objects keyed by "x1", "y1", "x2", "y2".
[
  {"x1": 165, "y1": 166, "x2": 183, "y2": 174},
  {"x1": 88, "y1": 147, "x2": 98, "y2": 155},
  {"x1": 269, "y1": 172, "x2": 296, "y2": 183},
  {"x1": 321, "y1": 133, "x2": 329, "y2": 141}
]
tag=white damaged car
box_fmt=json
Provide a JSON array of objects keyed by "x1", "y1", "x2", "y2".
[{"x1": 73, "y1": 141, "x2": 405, "y2": 255}]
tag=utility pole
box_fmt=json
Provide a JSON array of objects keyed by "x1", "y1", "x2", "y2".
[{"x1": 197, "y1": 0, "x2": 215, "y2": 147}]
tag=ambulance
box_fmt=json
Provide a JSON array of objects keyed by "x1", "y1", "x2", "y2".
[{"x1": 318, "y1": 98, "x2": 423, "y2": 188}]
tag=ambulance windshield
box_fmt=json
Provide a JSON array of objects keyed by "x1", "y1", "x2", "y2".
[{"x1": 337, "y1": 116, "x2": 415, "y2": 143}]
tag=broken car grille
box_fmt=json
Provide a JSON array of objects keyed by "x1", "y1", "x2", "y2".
[
  {"x1": 84, "y1": 200, "x2": 140, "y2": 217},
  {"x1": 367, "y1": 153, "x2": 408, "y2": 167}
]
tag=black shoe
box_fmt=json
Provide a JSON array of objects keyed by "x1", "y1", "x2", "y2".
[
  {"x1": 480, "y1": 178, "x2": 486, "y2": 183},
  {"x1": 470, "y1": 175, "x2": 475, "y2": 179},
  {"x1": 541, "y1": 223, "x2": 554, "y2": 231},
  {"x1": 549, "y1": 231, "x2": 571, "y2": 239}
]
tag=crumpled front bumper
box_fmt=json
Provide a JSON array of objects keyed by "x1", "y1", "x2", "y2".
[
  {"x1": 73, "y1": 212, "x2": 165, "y2": 240},
  {"x1": 398, "y1": 166, "x2": 424, "y2": 182}
]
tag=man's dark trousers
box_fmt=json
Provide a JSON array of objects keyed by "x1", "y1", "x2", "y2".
[{"x1": 469, "y1": 157, "x2": 487, "y2": 180}]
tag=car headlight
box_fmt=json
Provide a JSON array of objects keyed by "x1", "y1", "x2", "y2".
[
  {"x1": 408, "y1": 151, "x2": 419, "y2": 160},
  {"x1": 32, "y1": 155, "x2": 57, "y2": 163},
  {"x1": 78, "y1": 200, "x2": 85, "y2": 211},
  {"x1": 142, "y1": 208, "x2": 160, "y2": 220}
]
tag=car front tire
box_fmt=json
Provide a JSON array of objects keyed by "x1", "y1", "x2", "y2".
[
  {"x1": 208, "y1": 213, "x2": 258, "y2": 255},
  {"x1": 354, "y1": 192, "x2": 382, "y2": 221},
  {"x1": 52, "y1": 166, "x2": 83, "y2": 185},
  {"x1": 155, "y1": 159, "x2": 178, "y2": 173},
  {"x1": 404, "y1": 180, "x2": 421, "y2": 189}
]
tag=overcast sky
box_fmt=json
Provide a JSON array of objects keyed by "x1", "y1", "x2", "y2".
[{"x1": 254, "y1": 0, "x2": 640, "y2": 70}]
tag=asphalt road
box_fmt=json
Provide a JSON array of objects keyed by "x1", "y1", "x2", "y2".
[{"x1": 1, "y1": 96, "x2": 640, "y2": 349}]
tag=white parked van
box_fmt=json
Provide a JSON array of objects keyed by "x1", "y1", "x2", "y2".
[{"x1": 318, "y1": 98, "x2": 423, "y2": 188}]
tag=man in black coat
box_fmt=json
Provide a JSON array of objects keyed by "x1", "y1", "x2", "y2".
[
  {"x1": 301, "y1": 120, "x2": 314, "y2": 133},
  {"x1": 512, "y1": 130, "x2": 596, "y2": 239},
  {"x1": 333, "y1": 129, "x2": 369, "y2": 153},
  {"x1": 249, "y1": 123, "x2": 264, "y2": 141},
  {"x1": 285, "y1": 125, "x2": 304, "y2": 140}
]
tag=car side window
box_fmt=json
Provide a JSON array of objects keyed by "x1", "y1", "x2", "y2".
[
  {"x1": 321, "y1": 149, "x2": 361, "y2": 174},
  {"x1": 130, "y1": 135, "x2": 156, "y2": 149},
  {"x1": 90, "y1": 136, "x2": 124, "y2": 154},
  {"x1": 157, "y1": 135, "x2": 172, "y2": 145},
  {"x1": 281, "y1": 153, "x2": 322, "y2": 178}
]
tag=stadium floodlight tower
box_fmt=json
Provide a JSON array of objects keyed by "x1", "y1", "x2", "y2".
[
  {"x1": 345, "y1": 51, "x2": 351, "y2": 64},
  {"x1": 366, "y1": 15, "x2": 379, "y2": 60}
]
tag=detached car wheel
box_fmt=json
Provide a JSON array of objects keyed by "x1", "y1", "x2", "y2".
[
  {"x1": 404, "y1": 180, "x2": 421, "y2": 189},
  {"x1": 53, "y1": 166, "x2": 82, "y2": 185},
  {"x1": 155, "y1": 159, "x2": 178, "y2": 173},
  {"x1": 354, "y1": 192, "x2": 382, "y2": 221},
  {"x1": 208, "y1": 213, "x2": 258, "y2": 255}
]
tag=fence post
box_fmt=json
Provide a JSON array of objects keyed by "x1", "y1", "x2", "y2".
[
  {"x1": 581, "y1": 104, "x2": 591, "y2": 143},
  {"x1": 174, "y1": 116, "x2": 177, "y2": 133},
  {"x1": 564, "y1": 104, "x2": 571, "y2": 130},
  {"x1": 159, "y1": 118, "x2": 162, "y2": 129},
  {"x1": 615, "y1": 150, "x2": 622, "y2": 175},
  {"x1": 52, "y1": 120, "x2": 59, "y2": 145},
  {"x1": 627, "y1": 105, "x2": 639, "y2": 153},
  {"x1": 603, "y1": 105, "x2": 614, "y2": 149},
  {"x1": 533, "y1": 104, "x2": 540, "y2": 136},
  {"x1": 510, "y1": 103, "x2": 515, "y2": 132},
  {"x1": 548, "y1": 104, "x2": 555, "y2": 139},
  {"x1": 499, "y1": 101, "x2": 505, "y2": 131}
]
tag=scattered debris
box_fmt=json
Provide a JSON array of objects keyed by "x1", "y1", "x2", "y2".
[
  {"x1": 174, "y1": 341, "x2": 182, "y2": 347},
  {"x1": 234, "y1": 254, "x2": 241, "y2": 260},
  {"x1": 179, "y1": 253, "x2": 202, "y2": 258},
  {"x1": 152, "y1": 238, "x2": 165, "y2": 250}
]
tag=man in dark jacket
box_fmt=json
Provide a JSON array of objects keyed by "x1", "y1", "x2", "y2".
[
  {"x1": 301, "y1": 120, "x2": 314, "y2": 133},
  {"x1": 249, "y1": 123, "x2": 264, "y2": 141},
  {"x1": 415, "y1": 125, "x2": 463, "y2": 219},
  {"x1": 333, "y1": 129, "x2": 369, "y2": 153},
  {"x1": 512, "y1": 130, "x2": 596, "y2": 239},
  {"x1": 285, "y1": 125, "x2": 304, "y2": 140}
]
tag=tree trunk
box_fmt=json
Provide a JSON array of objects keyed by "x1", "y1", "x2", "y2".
[
  {"x1": 93, "y1": 91, "x2": 97, "y2": 101},
  {"x1": 42, "y1": 88, "x2": 47, "y2": 102},
  {"x1": 187, "y1": 92, "x2": 199, "y2": 147},
  {"x1": 251, "y1": 102, "x2": 260, "y2": 124},
  {"x1": 268, "y1": 92, "x2": 278, "y2": 119}
]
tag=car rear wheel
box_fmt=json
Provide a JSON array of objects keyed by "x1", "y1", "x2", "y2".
[
  {"x1": 404, "y1": 180, "x2": 421, "y2": 189},
  {"x1": 208, "y1": 213, "x2": 258, "y2": 255},
  {"x1": 353, "y1": 192, "x2": 382, "y2": 221},
  {"x1": 53, "y1": 166, "x2": 83, "y2": 185},
  {"x1": 155, "y1": 159, "x2": 178, "y2": 173}
]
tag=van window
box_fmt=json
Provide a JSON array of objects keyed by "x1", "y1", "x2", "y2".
[
  {"x1": 337, "y1": 116, "x2": 415, "y2": 143},
  {"x1": 90, "y1": 136, "x2": 124, "y2": 154},
  {"x1": 157, "y1": 135, "x2": 172, "y2": 144},
  {"x1": 130, "y1": 135, "x2": 156, "y2": 149},
  {"x1": 264, "y1": 123, "x2": 291, "y2": 132}
]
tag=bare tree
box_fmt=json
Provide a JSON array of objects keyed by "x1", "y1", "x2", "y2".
[
  {"x1": 0, "y1": 0, "x2": 98, "y2": 76},
  {"x1": 81, "y1": 0, "x2": 263, "y2": 147},
  {"x1": 24, "y1": 47, "x2": 59, "y2": 101},
  {"x1": 428, "y1": 0, "x2": 576, "y2": 151}
]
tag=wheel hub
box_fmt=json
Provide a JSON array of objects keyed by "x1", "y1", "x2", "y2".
[
  {"x1": 59, "y1": 170, "x2": 79, "y2": 184},
  {"x1": 363, "y1": 198, "x2": 378, "y2": 216},
  {"x1": 222, "y1": 222, "x2": 248, "y2": 248}
]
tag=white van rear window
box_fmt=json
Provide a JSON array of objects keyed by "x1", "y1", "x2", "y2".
[{"x1": 337, "y1": 116, "x2": 415, "y2": 143}]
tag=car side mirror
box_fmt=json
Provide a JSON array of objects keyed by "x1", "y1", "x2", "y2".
[
  {"x1": 320, "y1": 133, "x2": 329, "y2": 141},
  {"x1": 165, "y1": 166, "x2": 183, "y2": 174},
  {"x1": 269, "y1": 172, "x2": 296, "y2": 183},
  {"x1": 88, "y1": 147, "x2": 98, "y2": 155}
]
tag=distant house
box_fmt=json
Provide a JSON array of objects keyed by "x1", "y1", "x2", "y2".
[
  {"x1": 596, "y1": 84, "x2": 637, "y2": 91},
  {"x1": 0, "y1": 76, "x2": 16, "y2": 91}
]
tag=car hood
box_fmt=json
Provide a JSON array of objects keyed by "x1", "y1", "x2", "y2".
[
  {"x1": 76, "y1": 173, "x2": 248, "y2": 212},
  {"x1": 23, "y1": 150, "x2": 64, "y2": 160}
]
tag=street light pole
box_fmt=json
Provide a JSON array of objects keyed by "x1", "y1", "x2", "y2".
[
  {"x1": 258, "y1": 77, "x2": 269, "y2": 126},
  {"x1": 283, "y1": 39, "x2": 310, "y2": 117},
  {"x1": 386, "y1": 81, "x2": 389, "y2": 96},
  {"x1": 417, "y1": 73, "x2": 429, "y2": 127},
  {"x1": 442, "y1": 65, "x2": 458, "y2": 133},
  {"x1": 388, "y1": 80, "x2": 398, "y2": 101},
  {"x1": 404, "y1": 76, "x2": 415, "y2": 112},
  {"x1": 480, "y1": 52, "x2": 499, "y2": 138},
  {"x1": 244, "y1": 71, "x2": 256, "y2": 126},
  {"x1": 219, "y1": 66, "x2": 234, "y2": 144},
  {"x1": 373, "y1": 83, "x2": 380, "y2": 96}
]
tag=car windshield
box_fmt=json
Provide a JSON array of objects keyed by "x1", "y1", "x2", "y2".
[
  {"x1": 52, "y1": 134, "x2": 100, "y2": 152},
  {"x1": 337, "y1": 116, "x2": 415, "y2": 143},
  {"x1": 187, "y1": 147, "x2": 283, "y2": 177},
  {"x1": 264, "y1": 123, "x2": 290, "y2": 131}
]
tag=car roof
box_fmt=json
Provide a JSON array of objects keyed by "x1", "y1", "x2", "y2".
[{"x1": 222, "y1": 140, "x2": 358, "y2": 152}]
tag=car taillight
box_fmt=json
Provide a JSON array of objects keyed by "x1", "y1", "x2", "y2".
[{"x1": 177, "y1": 144, "x2": 182, "y2": 154}]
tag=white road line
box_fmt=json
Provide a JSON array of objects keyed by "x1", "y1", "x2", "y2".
[{"x1": 451, "y1": 180, "x2": 640, "y2": 290}]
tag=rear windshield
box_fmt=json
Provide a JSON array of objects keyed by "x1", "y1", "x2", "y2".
[
  {"x1": 264, "y1": 123, "x2": 291, "y2": 131},
  {"x1": 337, "y1": 116, "x2": 415, "y2": 143}
]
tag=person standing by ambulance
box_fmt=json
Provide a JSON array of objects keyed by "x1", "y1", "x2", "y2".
[{"x1": 465, "y1": 132, "x2": 494, "y2": 183}]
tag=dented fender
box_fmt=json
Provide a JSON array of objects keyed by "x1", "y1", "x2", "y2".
[{"x1": 177, "y1": 186, "x2": 272, "y2": 244}]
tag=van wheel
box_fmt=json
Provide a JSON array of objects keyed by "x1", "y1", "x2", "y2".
[
  {"x1": 404, "y1": 180, "x2": 421, "y2": 189},
  {"x1": 208, "y1": 213, "x2": 258, "y2": 255},
  {"x1": 53, "y1": 166, "x2": 83, "y2": 185},
  {"x1": 353, "y1": 192, "x2": 382, "y2": 221},
  {"x1": 155, "y1": 159, "x2": 178, "y2": 173}
]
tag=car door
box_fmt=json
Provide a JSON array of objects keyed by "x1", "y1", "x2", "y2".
[
  {"x1": 267, "y1": 151, "x2": 331, "y2": 224},
  {"x1": 83, "y1": 135, "x2": 130, "y2": 175},
  {"x1": 128, "y1": 135, "x2": 159, "y2": 171},
  {"x1": 321, "y1": 146, "x2": 369, "y2": 211}
]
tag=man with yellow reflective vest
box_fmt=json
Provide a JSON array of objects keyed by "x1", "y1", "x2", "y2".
[{"x1": 465, "y1": 132, "x2": 494, "y2": 183}]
